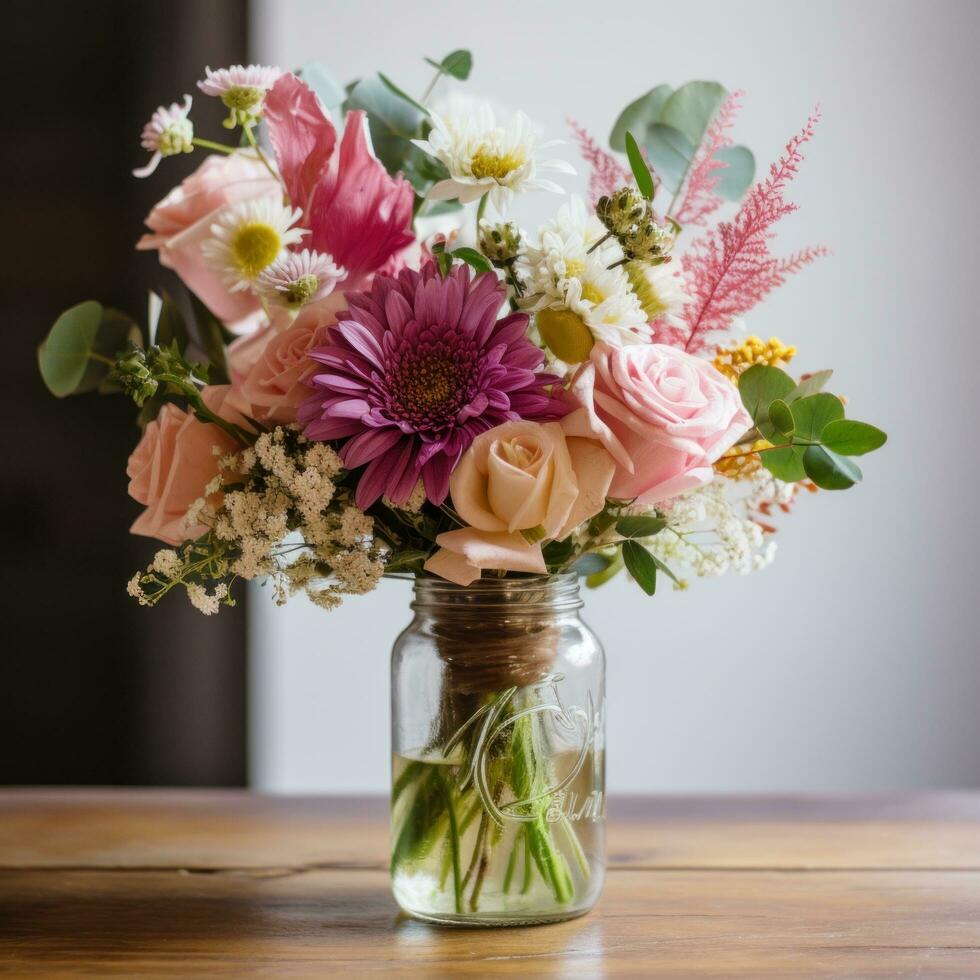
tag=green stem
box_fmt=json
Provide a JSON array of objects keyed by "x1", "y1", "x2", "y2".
[
  {"x1": 243, "y1": 126, "x2": 284, "y2": 190},
  {"x1": 420, "y1": 68, "x2": 443, "y2": 106},
  {"x1": 159, "y1": 374, "x2": 253, "y2": 446},
  {"x1": 192, "y1": 137, "x2": 238, "y2": 154},
  {"x1": 520, "y1": 826, "x2": 533, "y2": 894},
  {"x1": 502, "y1": 830, "x2": 520, "y2": 894},
  {"x1": 475, "y1": 193, "x2": 488, "y2": 241},
  {"x1": 434, "y1": 769, "x2": 463, "y2": 914}
]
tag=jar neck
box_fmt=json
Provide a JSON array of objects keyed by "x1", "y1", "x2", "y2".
[{"x1": 411, "y1": 573, "x2": 583, "y2": 625}]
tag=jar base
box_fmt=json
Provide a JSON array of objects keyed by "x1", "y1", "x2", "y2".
[{"x1": 398, "y1": 904, "x2": 594, "y2": 928}]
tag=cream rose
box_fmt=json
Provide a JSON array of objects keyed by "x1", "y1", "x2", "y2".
[
  {"x1": 126, "y1": 386, "x2": 248, "y2": 546},
  {"x1": 424, "y1": 420, "x2": 614, "y2": 586}
]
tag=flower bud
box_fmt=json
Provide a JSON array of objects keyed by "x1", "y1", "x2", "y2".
[
  {"x1": 596, "y1": 187, "x2": 647, "y2": 237},
  {"x1": 479, "y1": 221, "x2": 523, "y2": 265}
]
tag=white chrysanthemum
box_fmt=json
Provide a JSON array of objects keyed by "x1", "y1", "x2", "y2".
[
  {"x1": 413, "y1": 95, "x2": 574, "y2": 211},
  {"x1": 197, "y1": 64, "x2": 283, "y2": 128},
  {"x1": 133, "y1": 95, "x2": 194, "y2": 178},
  {"x1": 625, "y1": 261, "x2": 691, "y2": 328},
  {"x1": 202, "y1": 197, "x2": 307, "y2": 292},
  {"x1": 256, "y1": 249, "x2": 346, "y2": 309},
  {"x1": 523, "y1": 198, "x2": 649, "y2": 348}
]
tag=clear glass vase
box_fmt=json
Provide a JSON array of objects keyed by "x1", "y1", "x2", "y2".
[{"x1": 390, "y1": 574, "x2": 605, "y2": 926}]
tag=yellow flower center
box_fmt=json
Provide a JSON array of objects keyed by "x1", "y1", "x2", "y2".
[
  {"x1": 231, "y1": 222, "x2": 282, "y2": 279},
  {"x1": 563, "y1": 258, "x2": 585, "y2": 279},
  {"x1": 580, "y1": 282, "x2": 605, "y2": 306},
  {"x1": 283, "y1": 274, "x2": 319, "y2": 306},
  {"x1": 536, "y1": 308, "x2": 595, "y2": 364},
  {"x1": 470, "y1": 147, "x2": 525, "y2": 182},
  {"x1": 221, "y1": 86, "x2": 264, "y2": 113}
]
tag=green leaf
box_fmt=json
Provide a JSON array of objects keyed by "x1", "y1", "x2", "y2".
[
  {"x1": 642, "y1": 123, "x2": 696, "y2": 193},
  {"x1": 820, "y1": 419, "x2": 887, "y2": 456},
  {"x1": 586, "y1": 552, "x2": 623, "y2": 588},
  {"x1": 154, "y1": 291, "x2": 189, "y2": 351},
  {"x1": 610, "y1": 85, "x2": 673, "y2": 152},
  {"x1": 624, "y1": 130, "x2": 654, "y2": 200},
  {"x1": 768, "y1": 398, "x2": 795, "y2": 436},
  {"x1": 570, "y1": 552, "x2": 610, "y2": 576},
  {"x1": 615, "y1": 515, "x2": 667, "y2": 538},
  {"x1": 803, "y1": 445, "x2": 863, "y2": 490},
  {"x1": 450, "y1": 247, "x2": 493, "y2": 274},
  {"x1": 790, "y1": 393, "x2": 845, "y2": 442},
  {"x1": 738, "y1": 364, "x2": 796, "y2": 427},
  {"x1": 659, "y1": 81, "x2": 727, "y2": 147},
  {"x1": 787, "y1": 369, "x2": 833, "y2": 402},
  {"x1": 188, "y1": 294, "x2": 232, "y2": 385},
  {"x1": 650, "y1": 554, "x2": 682, "y2": 587},
  {"x1": 760, "y1": 444, "x2": 806, "y2": 482},
  {"x1": 299, "y1": 61, "x2": 345, "y2": 108},
  {"x1": 425, "y1": 49, "x2": 473, "y2": 80},
  {"x1": 622, "y1": 540, "x2": 658, "y2": 596},
  {"x1": 38, "y1": 301, "x2": 140, "y2": 397},
  {"x1": 377, "y1": 72, "x2": 429, "y2": 116},
  {"x1": 713, "y1": 145, "x2": 756, "y2": 200}
]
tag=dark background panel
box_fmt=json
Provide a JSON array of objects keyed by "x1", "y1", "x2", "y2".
[{"x1": 0, "y1": 0, "x2": 250, "y2": 785}]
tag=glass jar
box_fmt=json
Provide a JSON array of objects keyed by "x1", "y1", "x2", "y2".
[{"x1": 390, "y1": 574, "x2": 606, "y2": 926}]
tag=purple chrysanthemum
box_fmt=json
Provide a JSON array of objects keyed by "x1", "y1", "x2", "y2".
[{"x1": 300, "y1": 262, "x2": 567, "y2": 508}]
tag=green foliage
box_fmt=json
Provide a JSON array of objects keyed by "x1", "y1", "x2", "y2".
[
  {"x1": 378, "y1": 72, "x2": 429, "y2": 115},
  {"x1": 737, "y1": 366, "x2": 885, "y2": 490},
  {"x1": 298, "y1": 61, "x2": 345, "y2": 108},
  {"x1": 450, "y1": 247, "x2": 493, "y2": 275},
  {"x1": 624, "y1": 131, "x2": 655, "y2": 200},
  {"x1": 615, "y1": 515, "x2": 667, "y2": 538},
  {"x1": 38, "y1": 301, "x2": 141, "y2": 398},
  {"x1": 424, "y1": 49, "x2": 473, "y2": 81},
  {"x1": 622, "y1": 539, "x2": 658, "y2": 595},
  {"x1": 610, "y1": 81, "x2": 755, "y2": 201}
]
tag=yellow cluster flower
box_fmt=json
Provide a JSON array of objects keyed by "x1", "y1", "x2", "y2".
[
  {"x1": 714, "y1": 439, "x2": 773, "y2": 480},
  {"x1": 713, "y1": 336, "x2": 796, "y2": 382}
]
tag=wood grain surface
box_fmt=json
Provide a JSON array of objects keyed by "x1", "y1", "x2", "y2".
[{"x1": 1, "y1": 791, "x2": 978, "y2": 976}]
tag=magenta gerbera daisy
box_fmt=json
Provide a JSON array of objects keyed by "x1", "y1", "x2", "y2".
[{"x1": 300, "y1": 263, "x2": 567, "y2": 508}]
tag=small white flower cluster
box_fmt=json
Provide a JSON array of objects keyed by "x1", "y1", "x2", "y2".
[
  {"x1": 128, "y1": 427, "x2": 385, "y2": 616},
  {"x1": 646, "y1": 479, "x2": 778, "y2": 585}
]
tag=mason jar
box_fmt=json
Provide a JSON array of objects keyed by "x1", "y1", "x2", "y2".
[{"x1": 390, "y1": 573, "x2": 606, "y2": 926}]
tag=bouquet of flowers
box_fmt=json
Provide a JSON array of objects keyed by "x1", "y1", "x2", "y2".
[{"x1": 37, "y1": 51, "x2": 885, "y2": 922}]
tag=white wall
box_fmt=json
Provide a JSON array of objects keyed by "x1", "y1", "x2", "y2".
[{"x1": 249, "y1": 0, "x2": 980, "y2": 792}]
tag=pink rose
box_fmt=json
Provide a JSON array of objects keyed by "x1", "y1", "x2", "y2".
[
  {"x1": 562, "y1": 343, "x2": 752, "y2": 505},
  {"x1": 226, "y1": 292, "x2": 347, "y2": 425},
  {"x1": 137, "y1": 152, "x2": 280, "y2": 326},
  {"x1": 424, "y1": 421, "x2": 614, "y2": 586},
  {"x1": 126, "y1": 386, "x2": 248, "y2": 546}
]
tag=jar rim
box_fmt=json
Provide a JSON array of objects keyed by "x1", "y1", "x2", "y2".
[{"x1": 411, "y1": 572, "x2": 583, "y2": 614}]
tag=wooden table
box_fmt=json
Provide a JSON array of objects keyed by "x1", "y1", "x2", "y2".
[{"x1": 1, "y1": 792, "x2": 979, "y2": 976}]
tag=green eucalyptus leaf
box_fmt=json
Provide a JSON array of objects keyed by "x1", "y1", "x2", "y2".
[
  {"x1": 610, "y1": 85, "x2": 673, "y2": 152},
  {"x1": 820, "y1": 419, "x2": 887, "y2": 456},
  {"x1": 425, "y1": 49, "x2": 473, "y2": 80},
  {"x1": 768, "y1": 398, "x2": 795, "y2": 436},
  {"x1": 791, "y1": 392, "x2": 845, "y2": 442},
  {"x1": 570, "y1": 552, "x2": 611, "y2": 576},
  {"x1": 738, "y1": 364, "x2": 796, "y2": 427},
  {"x1": 624, "y1": 131, "x2": 655, "y2": 200},
  {"x1": 803, "y1": 445, "x2": 863, "y2": 489},
  {"x1": 377, "y1": 72, "x2": 429, "y2": 116},
  {"x1": 299, "y1": 61, "x2": 345, "y2": 108},
  {"x1": 38, "y1": 301, "x2": 140, "y2": 397},
  {"x1": 659, "y1": 81, "x2": 727, "y2": 147},
  {"x1": 787, "y1": 369, "x2": 834, "y2": 402},
  {"x1": 615, "y1": 515, "x2": 667, "y2": 538},
  {"x1": 641, "y1": 123, "x2": 695, "y2": 193},
  {"x1": 713, "y1": 145, "x2": 756, "y2": 200},
  {"x1": 622, "y1": 539, "x2": 658, "y2": 596},
  {"x1": 760, "y1": 444, "x2": 807, "y2": 482}
]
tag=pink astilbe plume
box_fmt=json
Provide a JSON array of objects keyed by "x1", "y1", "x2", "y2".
[
  {"x1": 567, "y1": 117, "x2": 631, "y2": 205},
  {"x1": 673, "y1": 91, "x2": 743, "y2": 227},
  {"x1": 679, "y1": 110, "x2": 828, "y2": 354}
]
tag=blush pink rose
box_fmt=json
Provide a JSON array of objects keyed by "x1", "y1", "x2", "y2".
[
  {"x1": 424, "y1": 420, "x2": 615, "y2": 586},
  {"x1": 226, "y1": 292, "x2": 347, "y2": 425},
  {"x1": 137, "y1": 152, "x2": 280, "y2": 326},
  {"x1": 127, "y1": 386, "x2": 249, "y2": 546},
  {"x1": 561, "y1": 343, "x2": 752, "y2": 505}
]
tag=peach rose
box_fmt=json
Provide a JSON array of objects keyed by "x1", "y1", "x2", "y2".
[
  {"x1": 424, "y1": 420, "x2": 615, "y2": 586},
  {"x1": 562, "y1": 342, "x2": 752, "y2": 505},
  {"x1": 127, "y1": 386, "x2": 248, "y2": 546},
  {"x1": 226, "y1": 292, "x2": 347, "y2": 425},
  {"x1": 137, "y1": 151, "x2": 279, "y2": 327}
]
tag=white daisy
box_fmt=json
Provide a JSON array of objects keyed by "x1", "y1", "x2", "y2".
[
  {"x1": 625, "y1": 261, "x2": 691, "y2": 328},
  {"x1": 202, "y1": 197, "x2": 307, "y2": 293},
  {"x1": 197, "y1": 64, "x2": 283, "y2": 129},
  {"x1": 133, "y1": 95, "x2": 194, "y2": 178},
  {"x1": 565, "y1": 257, "x2": 650, "y2": 346},
  {"x1": 413, "y1": 95, "x2": 574, "y2": 212},
  {"x1": 256, "y1": 249, "x2": 346, "y2": 309}
]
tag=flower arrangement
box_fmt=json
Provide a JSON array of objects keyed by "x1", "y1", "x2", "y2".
[
  {"x1": 37, "y1": 56, "x2": 885, "y2": 610},
  {"x1": 36, "y1": 49, "x2": 887, "y2": 925}
]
